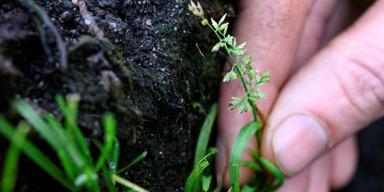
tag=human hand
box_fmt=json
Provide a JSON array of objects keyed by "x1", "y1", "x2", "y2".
[{"x1": 216, "y1": 0, "x2": 383, "y2": 191}]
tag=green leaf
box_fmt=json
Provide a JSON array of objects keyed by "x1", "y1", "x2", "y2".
[
  {"x1": 102, "y1": 166, "x2": 117, "y2": 192},
  {"x1": 241, "y1": 185, "x2": 255, "y2": 192},
  {"x1": 0, "y1": 116, "x2": 75, "y2": 190},
  {"x1": 113, "y1": 174, "x2": 148, "y2": 192},
  {"x1": 240, "y1": 160, "x2": 262, "y2": 172},
  {"x1": 185, "y1": 148, "x2": 217, "y2": 192},
  {"x1": 1, "y1": 122, "x2": 29, "y2": 192},
  {"x1": 118, "y1": 151, "x2": 147, "y2": 174},
  {"x1": 259, "y1": 157, "x2": 284, "y2": 190},
  {"x1": 56, "y1": 95, "x2": 93, "y2": 166},
  {"x1": 201, "y1": 175, "x2": 212, "y2": 192},
  {"x1": 96, "y1": 113, "x2": 117, "y2": 171},
  {"x1": 229, "y1": 122, "x2": 262, "y2": 192},
  {"x1": 194, "y1": 104, "x2": 218, "y2": 166}
]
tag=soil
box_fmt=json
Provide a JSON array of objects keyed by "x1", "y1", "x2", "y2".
[
  {"x1": 0, "y1": 0, "x2": 232, "y2": 191},
  {"x1": 339, "y1": 119, "x2": 384, "y2": 192}
]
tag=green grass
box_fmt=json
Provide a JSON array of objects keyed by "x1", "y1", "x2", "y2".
[
  {"x1": 229, "y1": 122, "x2": 262, "y2": 192},
  {"x1": 0, "y1": 95, "x2": 147, "y2": 192},
  {"x1": 185, "y1": 104, "x2": 218, "y2": 192},
  {"x1": 1, "y1": 122, "x2": 30, "y2": 192}
]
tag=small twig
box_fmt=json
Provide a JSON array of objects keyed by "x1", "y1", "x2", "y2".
[
  {"x1": 75, "y1": 0, "x2": 104, "y2": 39},
  {"x1": 19, "y1": 0, "x2": 68, "y2": 70}
]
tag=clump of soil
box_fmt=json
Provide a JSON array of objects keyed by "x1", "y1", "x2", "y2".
[{"x1": 0, "y1": 0, "x2": 233, "y2": 191}]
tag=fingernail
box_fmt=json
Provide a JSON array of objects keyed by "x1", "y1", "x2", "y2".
[{"x1": 273, "y1": 114, "x2": 329, "y2": 176}]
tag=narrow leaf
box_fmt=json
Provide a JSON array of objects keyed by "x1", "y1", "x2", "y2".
[
  {"x1": 194, "y1": 104, "x2": 218, "y2": 165},
  {"x1": 185, "y1": 148, "x2": 217, "y2": 192},
  {"x1": 1, "y1": 122, "x2": 29, "y2": 192},
  {"x1": 229, "y1": 122, "x2": 261, "y2": 192}
]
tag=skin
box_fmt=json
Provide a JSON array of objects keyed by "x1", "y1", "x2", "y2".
[{"x1": 216, "y1": 0, "x2": 383, "y2": 191}]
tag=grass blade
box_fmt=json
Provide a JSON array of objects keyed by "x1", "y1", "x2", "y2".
[
  {"x1": 13, "y1": 99, "x2": 62, "y2": 151},
  {"x1": 1, "y1": 122, "x2": 29, "y2": 192},
  {"x1": 112, "y1": 174, "x2": 148, "y2": 192},
  {"x1": 201, "y1": 175, "x2": 212, "y2": 192},
  {"x1": 102, "y1": 166, "x2": 117, "y2": 192},
  {"x1": 96, "y1": 113, "x2": 117, "y2": 171},
  {"x1": 185, "y1": 148, "x2": 217, "y2": 192},
  {"x1": 194, "y1": 104, "x2": 218, "y2": 166},
  {"x1": 110, "y1": 139, "x2": 120, "y2": 174},
  {"x1": 45, "y1": 115, "x2": 76, "y2": 180},
  {"x1": 118, "y1": 151, "x2": 147, "y2": 174},
  {"x1": 56, "y1": 95, "x2": 93, "y2": 166},
  {"x1": 259, "y1": 157, "x2": 284, "y2": 189},
  {"x1": 240, "y1": 160, "x2": 262, "y2": 172},
  {"x1": 229, "y1": 122, "x2": 261, "y2": 192},
  {"x1": 0, "y1": 116, "x2": 75, "y2": 190}
]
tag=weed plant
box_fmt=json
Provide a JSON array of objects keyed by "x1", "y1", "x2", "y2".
[
  {"x1": 0, "y1": 95, "x2": 147, "y2": 192},
  {"x1": 186, "y1": 2, "x2": 284, "y2": 192}
]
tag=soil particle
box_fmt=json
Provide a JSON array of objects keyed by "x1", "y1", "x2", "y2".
[{"x1": 0, "y1": 0, "x2": 233, "y2": 191}]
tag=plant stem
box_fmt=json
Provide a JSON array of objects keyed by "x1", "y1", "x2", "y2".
[{"x1": 205, "y1": 20, "x2": 262, "y2": 146}]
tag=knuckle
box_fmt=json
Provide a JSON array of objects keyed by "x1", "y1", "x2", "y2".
[{"x1": 329, "y1": 39, "x2": 384, "y2": 119}]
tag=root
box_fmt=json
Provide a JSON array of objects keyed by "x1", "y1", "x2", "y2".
[
  {"x1": 74, "y1": 0, "x2": 105, "y2": 39},
  {"x1": 19, "y1": 0, "x2": 68, "y2": 70}
]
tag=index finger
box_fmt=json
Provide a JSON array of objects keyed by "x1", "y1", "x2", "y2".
[{"x1": 217, "y1": 0, "x2": 318, "y2": 186}]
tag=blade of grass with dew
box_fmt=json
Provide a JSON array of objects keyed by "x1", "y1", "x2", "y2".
[
  {"x1": 0, "y1": 116, "x2": 75, "y2": 190},
  {"x1": 112, "y1": 174, "x2": 148, "y2": 192},
  {"x1": 109, "y1": 138, "x2": 120, "y2": 174},
  {"x1": 229, "y1": 122, "x2": 262, "y2": 192},
  {"x1": 118, "y1": 151, "x2": 147, "y2": 174},
  {"x1": 194, "y1": 103, "x2": 218, "y2": 166},
  {"x1": 185, "y1": 148, "x2": 217, "y2": 192},
  {"x1": 1, "y1": 122, "x2": 29, "y2": 192},
  {"x1": 96, "y1": 113, "x2": 117, "y2": 171}
]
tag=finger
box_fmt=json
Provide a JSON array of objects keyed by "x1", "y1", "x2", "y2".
[
  {"x1": 262, "y1": 1, "x2": 384, "y2": 176},
  {"x1": 293, "y1": 0, "x2": 338, "y2": 71},
  {"x1": 330, "y1": 137, "x2": 358, "y2": 189},
  {"x1": 216, "y1": 0, "x2": 318, "y2": 186},
  {"x1": 278, "y1": 168, "x2": 310, "y2": 192},
  {"x1": 308, "y1": 155, "x2": 330, "y2": 192}
]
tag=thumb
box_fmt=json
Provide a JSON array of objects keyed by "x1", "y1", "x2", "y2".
[{"x1": 262, "y1": 1, "x2": 384, "y2": 177}]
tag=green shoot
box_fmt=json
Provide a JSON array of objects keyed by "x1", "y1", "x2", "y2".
[
  {"x1": 1, "y1": 122, "x2": 30, "y2": 192},
  {"x1": 0, "y1": 96, "x2": 147, "y2": 192},
  {"x1": 185, "y1": 104, "x2": 218, "y2": 192},
  {"x1": 229, "y1": 122, "x2": 261, "y2": 192},
  {"x1": 194, "y1": 104, "x2": 218, "y2": 166},
  {"x1": 112, "y1": 175, "x2": 148, "y2": 192},
  {"x1": 185, "y1": 148, "x2": 217, "y2": 192},
  {"x1": 118, "y1": 151, "x2": 148, "y2": 174},
  {"x1": 188, "y1": 1, "x2": 284, "y2": 191}
]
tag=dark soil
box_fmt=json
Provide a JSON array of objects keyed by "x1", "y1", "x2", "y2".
[
  {"x1": 339, "y1": 119, "x2": 384, "y2": 192},
  {"x1": 0, "y1": 0, "x2": 232, "y2": 191}
]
